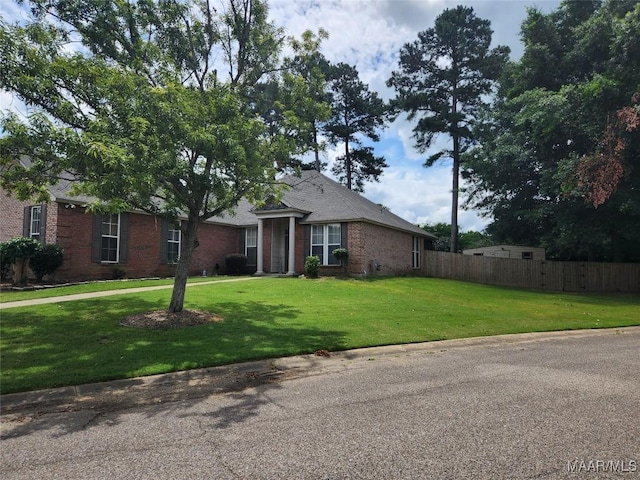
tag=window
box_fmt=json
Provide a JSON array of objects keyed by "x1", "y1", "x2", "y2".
[
  {"x1": 92, "y1": 213, "x2": 128, "y2": 264},
  {"x1": 24, "y1": 205, "x2": 46, "y2": 242},
  {"x1": 412, "y1": 236, "x2": 421, "y2": 269},
  {"x1": 101, "y1": 214, "x2": 120, "y2": 263},
  {"x1": 521, "y1": 251, "x2": 533, "y2": 260},
  {"x1": 245, "y1": 227, "x2": 257, "y2": 266},
  {"x1": 29, "y1": 206, "x2": 42, "y2": 240},
  {"x1": 311, "y1": 224, "x2": 341, "y2": 265},
  {"x1": 167, "y1": 225, "x2": 182, "y2": 263}
]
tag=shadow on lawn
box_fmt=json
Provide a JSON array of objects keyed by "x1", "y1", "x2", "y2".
[{"x1": 1, "y1": 295, "x2": 347, "y2": 439}]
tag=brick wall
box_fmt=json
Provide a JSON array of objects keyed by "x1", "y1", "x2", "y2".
[
  {"x1": 0, "y1": 188, "x2": 58, "y2": 243},
  {"x1": 42, "y1": 204, "x2": 242, "y2": 281},
  {"x1": 54, "y1": 203, "x2": 94, "y2": 280},
  {"x1": 347, "y1": 222, "x2": 421, "y2": 277},
  {"x1": 0, "y1": 188, "x2": 29, "y2": 241},
  {"x1": 192, "y1": 221, "x2": 241, "y2": 276}
]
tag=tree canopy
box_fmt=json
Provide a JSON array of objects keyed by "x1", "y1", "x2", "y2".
[
  {"x1": 465, "y1": 0, "x2": 640, "y2": 261},
  {"x1": 422, "y1": 222, "x2": 492, "y2": 252},
  {"x1": 0, "y1": 0, "x2": 312, "y2": 311}
]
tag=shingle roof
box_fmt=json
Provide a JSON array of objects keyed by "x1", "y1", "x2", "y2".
[
  {"x1": 210, "y1": 171, "x2": 434, "y2": 238},
  {"x1": 41, "y1": 164, "x2": 433, "y2": 238}
]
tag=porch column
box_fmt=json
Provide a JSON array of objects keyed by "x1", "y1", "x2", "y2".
[
  {"x1": 287, "y1": 215, "x2": 296, "y2": 275},
  {"x1": 256, "y1": 218, "x2": 265, "y2": 275}
]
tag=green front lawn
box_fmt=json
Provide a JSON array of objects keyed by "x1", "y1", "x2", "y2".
[
  {"x1": 1, "y1": 277, "x2": 638, "y2": 394},
  {"x1": 0, "y1": 276, "x2": 218, "y2": 303}
]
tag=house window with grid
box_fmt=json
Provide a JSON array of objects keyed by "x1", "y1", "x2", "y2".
[
  {"x1": 101, "y1": 214, "x2": 120, "y2": 263},
  {"x1": 245, "y1": 227, "x2": 257, "y2": 266},
  {"x1": 29, "y1": 206, "x2": 42, "y2": 240},
  {"x1": 167, "y1": 225, "x2": 182, "y2": 263},
  {"x1": 412, "y1": 236, "x2": 421, "y2": 269},
  {"x1": 311, "y1": 224, "x2": 341, "y2": 265}
]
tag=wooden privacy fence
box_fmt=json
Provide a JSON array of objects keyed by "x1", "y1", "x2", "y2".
[{"x1": 423, "y1": 251, "x2": 640, "y2": 293}]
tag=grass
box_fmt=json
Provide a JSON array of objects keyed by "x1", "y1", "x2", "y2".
[
  {"x1": 0, "y1": 275, "x2": 217, "y2": 303},
  {"x1": 1, "y1": 277, "x2": 638, "y2": 394}
]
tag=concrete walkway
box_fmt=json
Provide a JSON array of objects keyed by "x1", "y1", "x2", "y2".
[{"x1": 0, "y1": 276, "x2": 264, "y2": 310}]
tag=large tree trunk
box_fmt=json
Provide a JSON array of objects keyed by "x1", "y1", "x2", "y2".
[
  {"x1": 313, "y1": 126, "x2": 321, "y2": 172},
  {"x1": 168, "y1": 215, "x2": 200, "y2": 313},
  {"x1": 345, "y1": 138, "x2": 352, "y2": 190},
  {"x1": 450, "y1": 135, "x2": 460, "y2": 254},
  {"x1": 13, "y1": 258, "x2": 29, "y2": 286}
]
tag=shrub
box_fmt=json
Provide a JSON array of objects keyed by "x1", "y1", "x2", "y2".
[
  {"x1": 0, "y1": 237, "x2": 41, "y2": 284},
  {"x1": 332, "y1": 248, "x2": 349, "y2": 275},
  {"x1": 225, "y1": 254, "x2": 248, "y2": 275},
  {"x1": 332, "y1": 248, "x2": 349, "y2": 263},
  {"x1": 0, "y1": 237, "x2": 41, "y2": 263},
  {"x1": 111, "y1": 264, "x2": 126, "y2": 279},
  {"x1": 304, "y1": 255, "x2": 321, "y2": 278},
  {"x1": 30, "y1": 243, "x2": 65, "y2": 281}
]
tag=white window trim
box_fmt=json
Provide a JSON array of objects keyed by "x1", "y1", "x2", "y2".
[
  {"x1": 245, "y1": 227, "x2": 258, "y2": 265},
  {"x1": 245, "y1": 227, "x2": 257, "y2": 251},
  {"x1": 412, "y1": 236, "x2": 421, "y2": 269},
  {"x1": 167, "y1": 225, "x2": 182, "y2": 263},
  {"x1": 29, "y1": 206, "x2": 42, "y2": 240},
  {"x1": 101, "y1": 213, "x2": 121, "y2": 263},
  {"x1": 311, "y1": 224, "x2": 341, "y2": 266}
]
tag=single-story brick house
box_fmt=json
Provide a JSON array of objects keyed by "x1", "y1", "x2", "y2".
[{"x1": 1, "y1": 170, "x2": 435, "y2": 281}]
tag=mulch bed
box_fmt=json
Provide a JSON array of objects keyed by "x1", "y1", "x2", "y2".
[{"x1": 120, "y1": 309, "x2": 223, "y2": 329}]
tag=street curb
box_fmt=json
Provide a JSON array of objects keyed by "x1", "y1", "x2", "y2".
[{"x1": 1, "y1": 326, "x2": 638, "y2": 417}]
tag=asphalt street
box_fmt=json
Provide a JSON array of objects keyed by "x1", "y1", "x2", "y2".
[{"x1": 1, "y1": 328, "x2": 639, "y2": 479}]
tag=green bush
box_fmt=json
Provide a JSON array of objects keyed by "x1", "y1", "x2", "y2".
[
  {"x1": 225, "y1": 254, "x2": 248, "y2": 275},
  {"x1": 0, "y1": 237, "x2": 41, "y2": 263},
  {"x1": 332, "y1": 248, "x2": 349, "y2": 262},
  {"x1": 0, "y1": 237, "x2": 42, "y2": 284},
  {"x1": 30, "y1": 243, "x2": 65, "y2": 281},
  {"x1": 332, "y1": 248, "x2": 349, "y2": 274},
  {"x1": 304, "y1": 255, "x2": 321, "y2": 278},
  {"x1": 111, "y1": 264, "x2": 126, "y2": 279}
]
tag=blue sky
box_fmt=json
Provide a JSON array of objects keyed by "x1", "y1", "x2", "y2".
[{"x1": 0, "y1": 0, "x2": 561, "y2": 231}]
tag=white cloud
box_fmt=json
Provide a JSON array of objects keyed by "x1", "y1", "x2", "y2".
[
  {"x1": 0, "y1": 1, "x2": 31, "y2": 23},
  {"x1": 359, "y1": 165, "x2": 489, "y2": 232}
]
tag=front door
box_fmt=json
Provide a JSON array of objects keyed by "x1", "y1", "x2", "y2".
[{"x1": 270, "y1": 219, "x2": 289, "y2": 273}]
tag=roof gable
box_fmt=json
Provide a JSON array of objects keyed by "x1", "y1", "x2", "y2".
[{"x1": 260, "y1": 171, "x2": 433, "y2": 238}]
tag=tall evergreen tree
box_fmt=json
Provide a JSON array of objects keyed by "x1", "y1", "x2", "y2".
[
  {"x1": 387, "y1": 6, "x2": 509, "y2": 253},
  {"x1": 324, "y1": 63, "x2": 387, "y2": 192}
]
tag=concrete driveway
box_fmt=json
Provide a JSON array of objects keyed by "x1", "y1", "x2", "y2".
[{"x1": 1, "y1": 328, "x2": 639, "y2": 479}]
